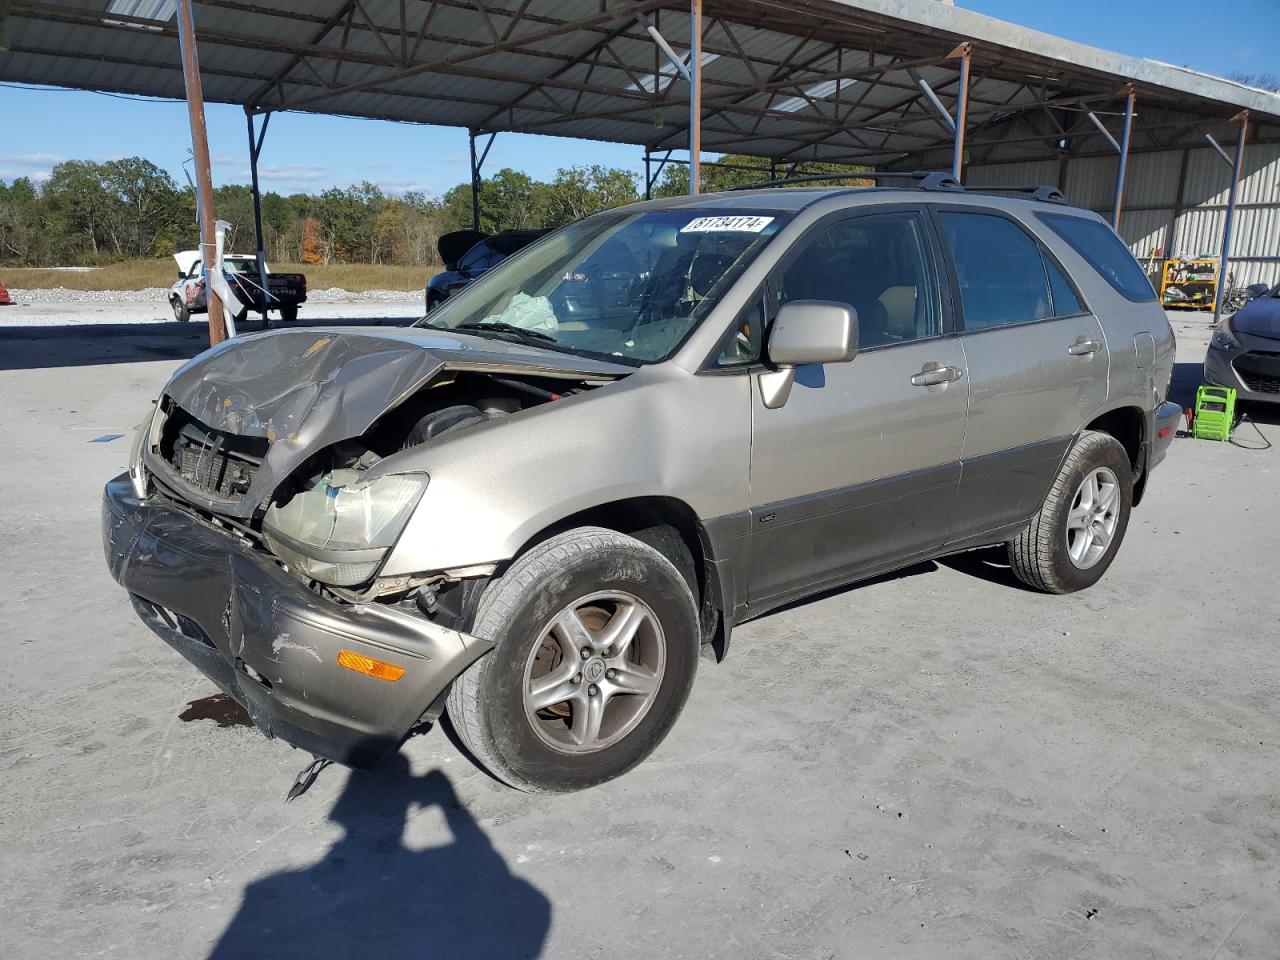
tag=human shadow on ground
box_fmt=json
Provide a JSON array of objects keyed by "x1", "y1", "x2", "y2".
[
  {"x1": 0, "y1": 316, "x2": 419, "y2": 372},
  {"x1": 207, "y1": 753, "x2": 550, "y2": 960}
]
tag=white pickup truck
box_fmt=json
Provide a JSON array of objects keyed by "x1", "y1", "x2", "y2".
[{"x1": 169, "y1": 251, "x2": 307, "y2": 324}]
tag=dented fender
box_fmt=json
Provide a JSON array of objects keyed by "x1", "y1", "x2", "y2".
[{"x1": 372, "y1": 363, "x2": 752, "y2": 575}]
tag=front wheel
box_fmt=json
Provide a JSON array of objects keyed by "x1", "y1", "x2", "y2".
[
  {"x1": 446, "y1": 527, "x2": 700, "y2": 793},
  {"x1": 171, "y1": 297, "x2": 190, "y2": 323},
  {"x1": 1007, "y1": 430, "x2": 1133, "y2": 593}
]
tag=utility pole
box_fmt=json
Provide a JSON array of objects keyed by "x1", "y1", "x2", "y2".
[{"x1": 175, "y1": 0, "x2": 226, "y2": 346}]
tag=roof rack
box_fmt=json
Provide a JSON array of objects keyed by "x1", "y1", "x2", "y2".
[
  {"x1": 964, "y1": 185, "x2": 1067, "y2": 203},
  {"x1": 727, "y1": 170, "x2": 963, "y2": 192},
  {"x1": 728, "y1": 172, "x2": 1069, "y2": 205}
]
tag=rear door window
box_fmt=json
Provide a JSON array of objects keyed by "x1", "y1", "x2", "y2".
[
  {"x1": 1038, "y1": 213, "x2": 1156, "y2": 302},
  {"x1": 1043, "y1": 253, "x2": 1085, "y2": 317},
  {"x1": 936, "y1": 211, "x2": 1052, "y2": 330}
]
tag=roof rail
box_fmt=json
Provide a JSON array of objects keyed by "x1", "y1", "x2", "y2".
[
  {"x1": 966, "y1": 185, "x2": 1067, "y2": 203},
  {"x1": 727, "y1": 170, "x2": 963, "y2": 192}
]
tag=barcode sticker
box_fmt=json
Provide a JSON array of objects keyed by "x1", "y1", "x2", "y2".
[{"x1": 680, "y1": 215, "x2": 775, "y2": 234}]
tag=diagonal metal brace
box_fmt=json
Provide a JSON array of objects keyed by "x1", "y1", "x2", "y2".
[
  {"x1": 636, "y1": 12, "x2": 690, "y2": 83},
  {"x1": 1204, "y1": 133, "x2": 1234, "y2": 168},
  {"x1": 908, "y1": 67, "x2": 957, "y2": 134},
  {"x1": 1086, "y1": 111, "x2": 1122, "y2": 153}
]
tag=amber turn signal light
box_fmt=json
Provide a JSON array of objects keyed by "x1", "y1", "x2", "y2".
[{"x1": 337, "y1": 649, "x2": 405, "y2": 682}]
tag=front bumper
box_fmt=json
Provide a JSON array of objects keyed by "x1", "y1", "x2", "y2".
[
  {"x1": 1204, "y1": 343, "x2": 1280, "y2": 404},
  {"x1": 102, "y1": 475, "x2": 492, "y2": 768}
]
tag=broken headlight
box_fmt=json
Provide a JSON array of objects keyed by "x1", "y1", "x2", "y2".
[
  {"x1": 129, "y1": 405, "x2": 157, "y2": 499},
  {"x1": 262, "y1": 469, "x2": 427, "y2": 586},
  {"x1": 1210, "y1": 322, "x2": 1241, "y2": 352}
]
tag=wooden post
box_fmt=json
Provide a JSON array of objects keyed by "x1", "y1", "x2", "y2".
[{"x1": 175, "y1": 0, "x2": 225, "y2": 346}]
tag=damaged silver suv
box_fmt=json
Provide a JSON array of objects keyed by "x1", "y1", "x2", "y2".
[{"x1": 103, "y1": 178, "x2": 1180, "y2": 793}]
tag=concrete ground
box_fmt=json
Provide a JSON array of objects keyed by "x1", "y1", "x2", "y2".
[{"x1": 1, "y1": 308, "x2": 1277, "y2": 960}]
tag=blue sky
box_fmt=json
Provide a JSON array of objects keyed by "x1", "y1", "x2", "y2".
[{"x1": 1, "y1": 0, "x2": 1273, "y2": 197}]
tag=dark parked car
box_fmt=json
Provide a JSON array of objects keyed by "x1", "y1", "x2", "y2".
[
  {"x1": 425, "y1": 229, "x2": 548, "y2": 312},
  {"x1": 1205, "y1": 282, "x2": 1280, "y2": 401}
]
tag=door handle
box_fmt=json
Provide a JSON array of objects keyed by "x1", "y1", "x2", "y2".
[
  {"x1": 1068, "y1": 337, "x2": 1101, "y2": 356},
  {"x1": 910, "y1": 364, "x2": 964, "y2": 387}
]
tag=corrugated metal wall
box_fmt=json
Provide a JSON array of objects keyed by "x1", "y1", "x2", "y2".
[{"x1": 966, "y1": 143, "x2": 1280, "y2": 287}]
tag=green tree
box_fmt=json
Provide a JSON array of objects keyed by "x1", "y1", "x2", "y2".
[
  {"x1": 0, "y1": 177, "x2": 46, "y2": 264},
  {"x1": 42, "y1": 160, "x2": 115, "y2": 259},
  {"x1": 543, "y1": 165, "x2": 639, "y2": 226},
  {"x1": 99, "y1": 157, "x2": 184, "y2": 257},
  {"x1": 653, "y1": 153, "x2": 870, "y2": 197}
]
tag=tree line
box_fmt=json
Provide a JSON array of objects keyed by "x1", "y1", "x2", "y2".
[{"x1": 0, "y1": 154, "x2": 866, "y2": 268}]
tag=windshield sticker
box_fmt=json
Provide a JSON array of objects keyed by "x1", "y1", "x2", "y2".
[{"x1": 680, "y1": 215, "x2": 775, "y2": 234}]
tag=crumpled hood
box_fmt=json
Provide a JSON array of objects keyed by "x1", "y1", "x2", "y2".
[
  {"x1": 1232, "y1": 295, "x2": 1280, "y2": 340},
  {"x1": 153, "y1": 326, "x2": 632, "y2": 517}
]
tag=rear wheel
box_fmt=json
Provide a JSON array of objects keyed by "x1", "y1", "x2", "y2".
[
  {"x1": 171, "y1": 297, "x2": 190, "y2": 323},
  {"x1": 425, "y1": 290, "x2": 444, "y2": 314},
  {"x1": 279, "y1": 305, "x2": 298, "y2": 323},
  {"x1": 1007, "y1": 430, "x2": 1133, "y2": 593},
  {"x1": 446, "y1": 527, "x2": 700, "y2": 793}
]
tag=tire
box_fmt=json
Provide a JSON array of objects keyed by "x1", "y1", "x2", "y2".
[
  {"x1": 171, "y1": 297, "x2": 190, "y2": 323},
  {"x1": 1007, "y1": 430, "x2": 1134, "y2": 594},
  {"x1": 446, "y1": 527, "x2": 700, "y2": 793},
  {"x1": 425, "y1": 291, "x2": 443, "y2": 314},
  {"x1": 279, "y1": 305, "x2": 298, "y2": 323}
]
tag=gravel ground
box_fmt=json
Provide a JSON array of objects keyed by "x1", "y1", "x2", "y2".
[
  {"x1": 2, "y1": 306, "x2": 1278, "y2": 960},
  {"x1": 5, "y1": 285, "x2": 421, "y2": 305},
  {"x1": 0, "y1": 291, "x2": 423, "y2": 327}
]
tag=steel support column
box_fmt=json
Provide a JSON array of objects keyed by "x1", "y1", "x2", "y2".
[
  {"x1": 644, "y1": 151, "x2": 652, "y2": 200},
  {"x1": 951, "y1": 43, "x2": 972, "y2": 183},
  {"x1": 246, "y1": 108, "x2": 271, "y2": 320},
  {"x1": 468, "y1": 130, "x2": 496, "y2": 232},
  {"x1": 1214, "y1": 111, "x2": 1251, "y2": 325},
  {"x1": 1111, "y1": 86, "x2": 1136, "y2": 228},
  {"x1": 688, "y1": 0, "x2": 702, "y2": 195},
  {"x1": 175, "y1": 0, "x2": 225, "y2": 345},
  {"x1": 469, "y1": 130, "x2": 481, "y2": 231}
]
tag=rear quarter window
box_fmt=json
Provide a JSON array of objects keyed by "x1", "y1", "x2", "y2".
[{"x1": 1038, "y1": 213, "x2": 1156, "y2": 303}]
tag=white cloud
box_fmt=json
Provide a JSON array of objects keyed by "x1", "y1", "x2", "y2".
[
  {"x1": 0, "y1": 152, "x2": 66, "y2": 166},
  {"x1": 0, "y1": 167, "x2": 53, "y2": 183},
  {"x1": 374, "y1": 178, "x2": 435, "y2": 196},
  {"x1": 0, "y1": 153, "x2": 66, "y2": 178}
]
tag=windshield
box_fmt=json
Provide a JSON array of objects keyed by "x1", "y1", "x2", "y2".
[{"x1": 416, "y1": 208, "x2": 787, "y2": 364}]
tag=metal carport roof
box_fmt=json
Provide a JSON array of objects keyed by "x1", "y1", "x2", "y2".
[{"x1": 4, "y1": 0, "x2": 1280, "y2": 169}]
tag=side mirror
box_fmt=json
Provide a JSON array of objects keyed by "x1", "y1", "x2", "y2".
[
  {"x1": 759, "y1": 301, "x2": 859, "y2": 409},
  {"x1": 767, "y1": 300, "x2": 859, "y2": 366},
  {"x1": 1245, "y1": 282, "x2": 1271, "y2": 301}
]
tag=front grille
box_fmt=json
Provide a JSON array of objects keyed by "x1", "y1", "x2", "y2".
[
  {"x1": 1234, "y1": 351, "x2": 1280, "y2": 395},
  {"x1": 164, "y1": 413, "x2": 267, "y2": 500}
]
